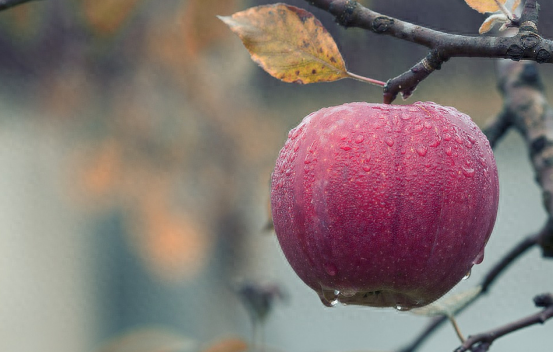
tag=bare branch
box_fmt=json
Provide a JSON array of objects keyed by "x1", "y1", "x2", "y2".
[
  {"x1": 304, "y1": 0, "x2": 552, "y2": 103},
  {"x1": 496, "y1": 60, "x2": 553, "y2": 215},
  {"x1": 454, "y1": 294, "x2": 553, "y2": 352},
  {"x1": 0, "y1": 0, "x2": 42, "y2": 11}
]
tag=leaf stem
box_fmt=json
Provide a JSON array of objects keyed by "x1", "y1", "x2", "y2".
[
  {"x1": 346, "y1": 71, "x2": 386, "y2": 87},
  {"x1": 494, "y1": 0, "x2": 514, "y2": 20}
]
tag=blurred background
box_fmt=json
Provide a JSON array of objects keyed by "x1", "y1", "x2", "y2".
[{"x1": 0, "y1": 0, "x2": 551, "y2": 351}]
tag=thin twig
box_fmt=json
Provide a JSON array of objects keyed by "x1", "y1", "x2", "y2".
[{"x1": 454, "y1": 294, "x2": 553, "y2": 352}]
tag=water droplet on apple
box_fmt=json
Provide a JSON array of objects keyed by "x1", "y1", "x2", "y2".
[
  {"x1": 401, "y1": 112, "x2": 413, "y2": 119},
  {"x1": 429, "y1": 138, "x2": 441, "y2": 148},
  {"x1": 424, "y1": 121, "x2": 433, "y2": 129},
  {"x1": 463, "y1": 269, "x2": 472, "y2": 280},
  {"x1": 288, "y1": 129, "x2": 296, "y2": 139},
  {"x1": 462, "y1": 167, "x2": 475, "y2": 177},
  {"x1": 319, "y1": 287, "x2": 339, "y2": 307},
  {"x1": 362, "y1": 165, "x2": 371, "y2": 172},
  {"x1": 416, "y1": 146, "x2": 428, "y2": 157},
  {"x1": 473, "y1": 249, "x2": 485, "y2": 264},
  {"x1": 385, "y1": 137, "x2": 394, "y2": 147},
  {"x1": 479, "y1": 157, "x2": 487, "y2": 167},
  {"x1": 445, "y1": 147, "x2": 453, "y2": 156},
  {"x1": 468, "y1": 135, "x2": 476, "y2": 144},
  {"x1": 324, "y1": 263, "x2": 338, "y2": 276},
  {"x1": 341, "y1": 290, "x2": 356, "y2": 298},
  {"x1": 444, "y1": 133, "x2": 452, "y2": 141},
  {"x1": 414, "y1": 124, "x2": 424, "y2": 132},
  {"x1": 340, "y1": 145, "x2": 352, "y2": 151},
  {"x1": 455, "y1": 135, "x2": 463, "y2": 144},
  {"x1": 395, "y1": 305, "x2": 411, "y2": 311},
  {"x1": 355, "y1": 135, "x2": 364, "y2": 143}
]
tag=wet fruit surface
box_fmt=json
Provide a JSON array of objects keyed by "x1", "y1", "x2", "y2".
[{"x1": 270, "y1": 102, "x2": 499, "y2": 309}]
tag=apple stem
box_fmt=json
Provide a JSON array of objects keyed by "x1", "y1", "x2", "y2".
[
  {"x1": 346, "y1": 71, "x2": 386, "y2": 87},
  {"x1": 449, "y1": 315, "x2": 466, "y2": 343}
]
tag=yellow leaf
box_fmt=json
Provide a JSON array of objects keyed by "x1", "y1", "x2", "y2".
[
  {"x1": 478, "y1": 14, "x2": 506, "y2": 34},
  {"x1": 218, "y1": 4, "x2": 348, "y2": 84},
  {"x1": 464, "y1": 0, "x2": 507, "y2": 13}
]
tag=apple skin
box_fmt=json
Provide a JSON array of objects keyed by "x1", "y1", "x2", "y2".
[{"x1": 270, "y1": 102, "x2": 499, "y2": 310}]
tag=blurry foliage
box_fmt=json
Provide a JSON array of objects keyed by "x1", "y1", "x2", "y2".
[
  {"x1": 95, "y1": 327, "x2": 198, "y2": 352},
  {"x1": 82, "y1": 0, "x2": 143, "y2": 36},
  {"x1": 0, "y1": 0, "x2": 285, "y2": 285},
  {"x1": 199, "y1": 337, "x2": 248, "y2": 352}
]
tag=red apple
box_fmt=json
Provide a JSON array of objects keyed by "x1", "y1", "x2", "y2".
[{"x1": 270, "y1": 102, "x2": 499, "y2": 310}]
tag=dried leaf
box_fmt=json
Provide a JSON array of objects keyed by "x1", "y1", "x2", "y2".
[
  {"x1": 478, "y1": 14, "x2": 506, "y2": 34},
  {"x1": 200, "y1": 338, "x2": 248, "y2": 352},
  {"x1": 218, "y1": 4, "x2": 348, "y2": 84},
  {"x1": 464, "y1": 0, "x2": 507, "y2": 13},
  {"x1": 411, "y1": 286, "x2": 482, "y2": 317}
]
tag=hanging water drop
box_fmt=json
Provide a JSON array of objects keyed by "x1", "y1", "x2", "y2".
[
  {"x1": 473, "y1": 249, "x2": 485, "y2": 264},
  {"x1": 395, "y1": 305, "x2": 411, "y2": 311},
  {"x1": 463, "y1": 269, "x2": 472, "y2": 280}
]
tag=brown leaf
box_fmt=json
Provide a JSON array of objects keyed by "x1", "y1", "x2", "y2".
[
  {"x1": 464, "y1": 0, "x2": 507, "y2": 13},
  {"x1": 218, "y1": 4, "x2": 348, "y2": 84},
  {"x1": 200, "y1": 338, "x2": 248, "y2": 352}
]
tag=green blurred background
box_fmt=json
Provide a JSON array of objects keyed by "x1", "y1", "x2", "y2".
[{"x1": 0, "y1": 0, "x2": 551, "y2": 351}]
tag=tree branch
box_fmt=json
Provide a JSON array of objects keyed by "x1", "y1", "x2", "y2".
[
  {"x1": 397, "y1": 219, "x2": 550, "y2": 352},
  {"x1": 304, "y1": 0, "x2": 553, "y2": 103},
  {"x1": 454, "y1": 293, "x2": 553, "y2": 352},
  {"x1": 0, "y1": 0, "x2": 42, "y2": 11}
]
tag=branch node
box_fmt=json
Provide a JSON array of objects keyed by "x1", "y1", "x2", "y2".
[
  {"x1": 372, "y1": 16, "x2": 395, "y2": 33},
  {"x1": 506, "y1": 44, "x2": 524, "y2": 61},
  {"x1": 520, "y1": 33, "x2": 541, "y2": 49},
  {"x1": 536, "y1": 49, "x2": 552, "y2": 64},
  {"x1": 520, "y1": 20, "x2": 538, "y2": 32},
  {"x1": 330, "y1": 0, "x2": 358, "y2": 28}
]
